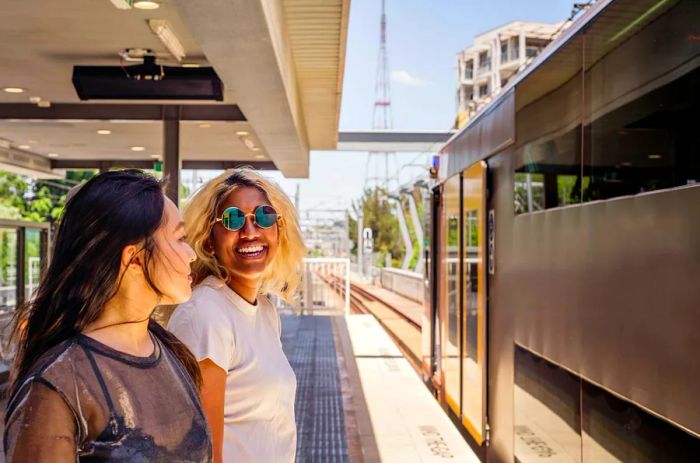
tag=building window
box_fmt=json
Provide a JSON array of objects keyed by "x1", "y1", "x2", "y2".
[
  {"x1": 464, "y1": 60, "x2": 473, "y2": 80},
  {"x1": 478, "y1": 51, "x2": 490, "y2": 71},
  {"x1": 478, "y1": 83, "x2": 489, "y2": 98},
  {"x1": 501, "y1": 41, "x2": 508, "y2": 63},
  {"x1": 510, "y1": 36, "x2": 520, "y2": 61}
]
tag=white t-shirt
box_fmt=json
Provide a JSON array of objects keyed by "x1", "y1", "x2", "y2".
[{"x1": 168, "y1": 276, "x2": 297, "y2": 463}]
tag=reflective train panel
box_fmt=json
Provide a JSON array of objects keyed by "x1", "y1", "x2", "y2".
[{"x1": 423, "y1": 0, "x2": 700, "y2": 461}]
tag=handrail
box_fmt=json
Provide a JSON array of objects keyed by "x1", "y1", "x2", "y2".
[{"x1": 0, "y1": 219, "x2": 51, "y2": 229}]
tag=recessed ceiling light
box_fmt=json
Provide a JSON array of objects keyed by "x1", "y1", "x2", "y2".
[
  {"x1": 134, "y1": 0, "x2": 160, "y2": 9},
  {"x1": 182, "y1": 63, "x2": 201, "y2": 68},
  {"x1": 28, "y1": 139, "x2": 38, "y2": 144},
  {"x1": 29, "y1": 96, "x2": 41, "y2": 103},
  {"x1": 150, "y1": 154, "x2": 161, "y2": 159},
  {"x1": 236, "y1": 131, "x2": 249, "y2": 136},
  {"x1": 251, "y1": 147, "x2": 261, "y2": 152},
  {"x1": 3, "y1": 87, "x2": 25, "y2": 94},
  {"x1": 648, "y1": 154, "x2": 662, "y2": 159},
  {"x1": 199, "y1": 123, "x2": 211, "y2": 128},
  {"x1": 18, "y1": 145, "x2": 30, "y2": 150},
  {"x1": 254, "y1": 154, "x2": 265, "y2": 159},
  {"x1": 131, "y1": 146, "x2": 146, "y2": 152},
  {"x1": 47, "y1": 153, "x2": 59, "y2": 158},
  {"x1": 621, "y1": 162, "x2": 632, "y2": 166},
  {"x1": 97, "y1": 129, "x2": 112, "y2": 135}
]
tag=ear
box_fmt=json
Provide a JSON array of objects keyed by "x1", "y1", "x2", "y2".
[{"x1": 121, "y1": 244, "x2": 144, "y2": 274}]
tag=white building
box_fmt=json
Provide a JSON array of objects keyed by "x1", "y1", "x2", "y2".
[{"x1": 456, "y1": 21, "x2": 564, "y2": 127}]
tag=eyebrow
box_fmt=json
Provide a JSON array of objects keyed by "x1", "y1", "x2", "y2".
[{"x1": 174, "y1": 222, "x2": 185, "y2": 232}]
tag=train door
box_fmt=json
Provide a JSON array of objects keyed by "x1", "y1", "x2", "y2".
[
  {"x1": 461, "y1": 161, "x2": 487, "y2": 444},
  {"x1": 427, "y1": 186, "x2": 442, "y2": 383},
  {"x1": 440, "y1": 174, "x2": 461, "y2": 416}
]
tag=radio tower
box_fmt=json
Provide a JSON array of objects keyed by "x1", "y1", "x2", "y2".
[{"x1": 364, "y1": 0, "x2": 398, "y2": 192}]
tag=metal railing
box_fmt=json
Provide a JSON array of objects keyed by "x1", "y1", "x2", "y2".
[
  {"x1": 299, "y1": 257, "x2": 350, "y2": 315},
  {"x1": 0, "y1": 219, "x2": 51, "y2": 365}
]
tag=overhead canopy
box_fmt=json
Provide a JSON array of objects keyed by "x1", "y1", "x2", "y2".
[{"x1": 0, "y1": 0, "x2": 350, "y2": 178}]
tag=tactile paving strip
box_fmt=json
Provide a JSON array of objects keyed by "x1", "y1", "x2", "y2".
[{"x1": 281, "y1": 315, "x2": 350, "y2": 463}]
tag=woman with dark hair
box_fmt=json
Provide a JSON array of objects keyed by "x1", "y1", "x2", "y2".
[{"x1": 4, "y1": 170, "x2": 211, "y2": 462}]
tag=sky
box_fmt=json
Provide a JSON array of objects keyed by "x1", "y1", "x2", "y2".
[{"x1": 193, "y1": 0, "x2": 577, "y2": 213}]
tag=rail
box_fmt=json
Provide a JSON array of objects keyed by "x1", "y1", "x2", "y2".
[{"x1": 322, "y1": 274, "x2": 422, "y2": 369}]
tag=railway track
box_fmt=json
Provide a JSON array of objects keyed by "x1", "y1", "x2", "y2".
[{"x1": 320, "y1": 273, "x2": 423, "y2": 371}]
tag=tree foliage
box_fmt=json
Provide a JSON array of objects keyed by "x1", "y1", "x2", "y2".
[
  {"x1": 351, "y1": 187, "x2": 404, "y2": 268},
  {"x1": 0, "y1": 170, "x2": 96, "y2": 223}
]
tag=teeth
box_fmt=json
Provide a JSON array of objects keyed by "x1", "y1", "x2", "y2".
[{"x1": 237, "y1": 245, "x2": 264, "y2": 254}]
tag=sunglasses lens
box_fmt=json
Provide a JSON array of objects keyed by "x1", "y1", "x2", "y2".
[
  {"x1": 255, "y1": 205, "x2": 278, "y2": 228},
  {"x1": 222, "y1": 207, "x2": 245, "y2": 231}
]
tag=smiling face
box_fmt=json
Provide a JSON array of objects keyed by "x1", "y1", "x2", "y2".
[
  {"x1": 211, "y1": 186, "x2": 279, "y2": 288},
  {"x1": 149, "y1": 197, "x2": 196, "y2": 305}
]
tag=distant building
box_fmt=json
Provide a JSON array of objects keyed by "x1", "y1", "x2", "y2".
[{"x1": 455, "y1": 21, "x2": 564, "y2": 128}]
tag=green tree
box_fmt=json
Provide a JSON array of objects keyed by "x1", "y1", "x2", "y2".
[
  {"x1": 353, "y1": 187, "x2": 404, "y2": 267},
  {"x1": 0, "y1": 170, "x2": 96, "y2": 223}
]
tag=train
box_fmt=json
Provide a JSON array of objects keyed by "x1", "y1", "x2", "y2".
[{"x1": 421, "y1": 0, "x2": 700, "y2": 461}]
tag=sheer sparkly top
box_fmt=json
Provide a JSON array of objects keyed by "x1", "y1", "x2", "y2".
[{"x1": 4, "y1": 329, "x2": 212, "y2": 463}]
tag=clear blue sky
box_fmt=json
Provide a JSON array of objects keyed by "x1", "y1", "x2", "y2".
[{"x1": 206, "y1": 0, "x2": 577, "y2": 212}]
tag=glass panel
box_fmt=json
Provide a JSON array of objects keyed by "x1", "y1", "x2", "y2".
[
  {"x1": 25, "y1": 228, "x2": 41, "y2": 300},
  {"x1": 461, "y1": 161, "x2": 486, "y2": 444},
  {"x1": 582, "y1": 0, "x2": 700, "y2": 201},
  {"x1": 0, "y1": 228, "x2": 18, "y2": 312},
  {"x1": 582, "y1": 381, "x2": 700, "y2": 462},
  {"x1": 441, "y1": 175, "x2": 460, "y2": 415},
  {"x1": 514, "y1": 346, "x2": 582, "y2": 463},
  {"x1": 514, "y1": 34, "x2": 584, "y2": 214}
]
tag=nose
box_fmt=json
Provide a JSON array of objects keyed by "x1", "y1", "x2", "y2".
[{"x1": 239, "y1": 214, "x2": 261, "y2": 238}]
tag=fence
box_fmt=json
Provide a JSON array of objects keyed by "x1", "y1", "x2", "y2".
[{"x1": 299, "y1": 257, "x2": 350, "y2": 315}]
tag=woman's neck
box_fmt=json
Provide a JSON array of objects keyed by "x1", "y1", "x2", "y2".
[
  {"x1": 227, "y1": 277, "x2": 260, "y2": 305},
  {"x1": 83, "y1": 293, "x2": 156, "y2": 357}
]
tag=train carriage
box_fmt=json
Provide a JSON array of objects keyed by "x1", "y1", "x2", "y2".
[{"x1": 425, "y1": 0, "x2": 700, "y2": 461}]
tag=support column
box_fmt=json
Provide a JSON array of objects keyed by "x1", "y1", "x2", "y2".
[
  {"x1": 16, "y1": 226, "x2": 26, "y2": 306},
  {"x1": 163, "y1": 105, "x2": 181, "y2": 205},
  {"x1": 519, "y1": 29, "x2": 526, "y2": 69}
]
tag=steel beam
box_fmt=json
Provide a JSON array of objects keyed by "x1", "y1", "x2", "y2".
[
  {"x1": 337, "y1": 130, "x2": 453, "y2": 152},
  {"x1": 0, "y1": 103, "x2": 245, "y2": 121},
  {"x1": 51, "y1": 159, "x2": 277, "y2": 170}
]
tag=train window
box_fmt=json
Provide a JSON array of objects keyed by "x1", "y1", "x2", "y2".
[
  {"x1": 513, "y1": 42, "x2": 583, "y2": 214},
  {"x1": 514, "y1": 345, "x2": 700, "y2": 462},
  {"x1": 582, "y1": 0, "x2": 700, "y2": 202},
  {"x1": 514, "y1": 346, "x2": 582, "y2": 462},
  {"x1": 582, "y1": 381, "x2": 700, "y2": 462}
]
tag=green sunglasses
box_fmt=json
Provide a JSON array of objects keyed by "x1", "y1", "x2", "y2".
[{"x1": 215, "y1": 205, "x2": 280, "y2": 231}]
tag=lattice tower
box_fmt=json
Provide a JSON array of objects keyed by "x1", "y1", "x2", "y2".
[{"x1": 364, "y1": 0, "x2": 398, "y2": 192}]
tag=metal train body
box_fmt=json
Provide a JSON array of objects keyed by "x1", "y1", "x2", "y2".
[{"x1": 422, "y1": 1, "x2": 700, "y2": 461}]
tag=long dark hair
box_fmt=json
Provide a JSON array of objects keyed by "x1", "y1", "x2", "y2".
[{"x1": 8, "y1": 169, "x2": 201, "y2": 394}]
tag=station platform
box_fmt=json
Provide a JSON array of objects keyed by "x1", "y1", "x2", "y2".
[{"x1": 282, "y1": 313, "x2": 480, "y2": 463}]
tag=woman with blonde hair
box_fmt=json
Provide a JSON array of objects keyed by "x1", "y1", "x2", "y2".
[{"x1": 168, "y1": 168, "x2": 305, "y2": 463}]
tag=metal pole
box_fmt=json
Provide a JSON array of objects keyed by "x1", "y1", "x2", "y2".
[
  {"x1": 163, "y1": 105, "x2": 181, "y2": 205},
  {"x1": 16, "y1": 226, "x2": 26, "y2": 307},
  {"x1": 345, "y1": 259, "x2": 350, "y2": 315},
  {"x1": 357, "y1": 214, "x2": 363, "y2": 275}
]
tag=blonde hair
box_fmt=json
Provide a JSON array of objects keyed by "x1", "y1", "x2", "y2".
[{"x1": 184, "y1": 168, "x2": 306, "y2": 303}]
